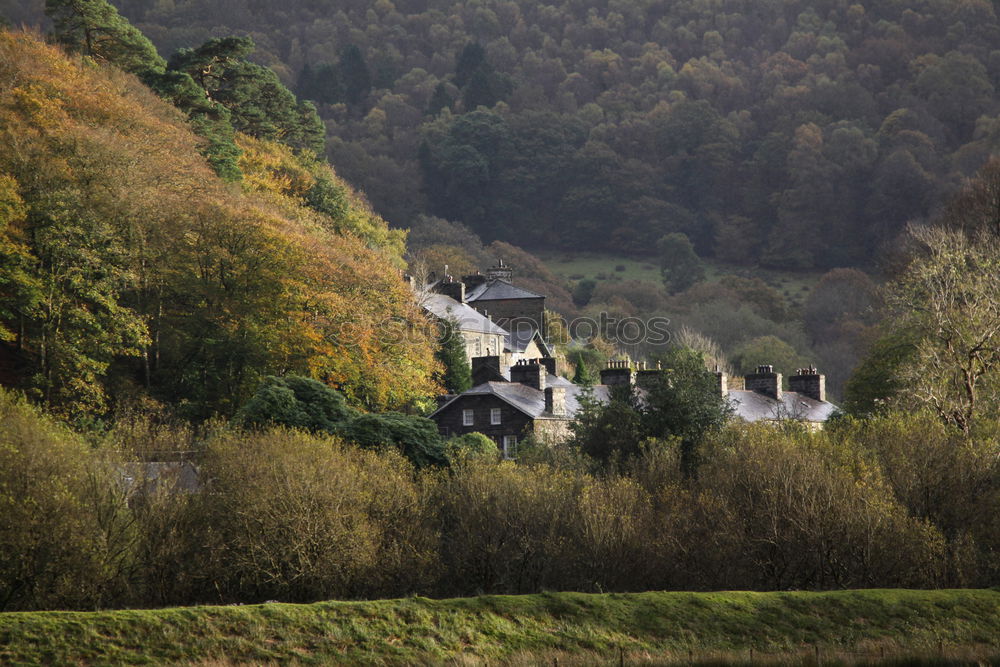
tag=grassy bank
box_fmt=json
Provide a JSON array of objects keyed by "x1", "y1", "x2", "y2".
[{"x1": 2, "y1": 590, "x2": 1000, "y2": 665}]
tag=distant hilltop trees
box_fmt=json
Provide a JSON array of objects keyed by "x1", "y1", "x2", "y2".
[{"x1": 33, "y1": 0, "x2": 1000, "y2": 269}]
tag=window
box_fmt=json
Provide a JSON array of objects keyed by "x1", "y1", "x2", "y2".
[
  {"x1": 502, "y1": 435, "x2": 517, "y2": 459},
  {"x1": 462, "y1": 409, "x2": 474, "y2": 426},
  {"x1": 490, "y1": 408, "x2": 501, "y2": 425}
]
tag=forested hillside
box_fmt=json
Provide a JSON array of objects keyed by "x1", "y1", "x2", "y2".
[
  {"x1": 8, "y1": 0, "x2": 997, "y2": 268},
  {"x1": 0, "y1": 28, "x2": 438, "y2": 420},
  {"x1": 4, "y1": 3, "x2": 1000, "y2": 622}
]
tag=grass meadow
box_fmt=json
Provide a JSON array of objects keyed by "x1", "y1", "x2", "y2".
[{"x1": 2, "y1": 589, "x2": 999, "y2": 665}]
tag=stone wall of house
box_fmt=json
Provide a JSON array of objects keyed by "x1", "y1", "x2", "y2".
[
  {"x1": 469, "y1": 297, "x2": 545, "y2": 333},
  {"x1": 460, "y1": 331, "x2": 505, "y2": 360},
  {"x1": 434, "y1": 393, "x2": 534, "y2": 443},
  {"x1": 533, "y1": 418, "x2": 572, "y2": 444}
]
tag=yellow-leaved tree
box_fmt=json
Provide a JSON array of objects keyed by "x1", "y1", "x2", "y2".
[{"x1": 0, "y1": 29, "x2": 439, "y2": 418}]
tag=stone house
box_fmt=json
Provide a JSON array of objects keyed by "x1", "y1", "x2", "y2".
[
  {"x1": 720, "y1": 365, "x2": 837, "y2": 428},
  {"x1": 594, "y1": 360, "x2": 837, "y2": 428},
  {"x1": 430, "y1": 357, "x2": 610, "y2": 458},
  {"x1": 462, "y1": 259, "x2": 546, "y2": 335},
  {"x1": 422, "y1": 292, "x2": 507, "y2": 360},
  {"x1": 421, "y1": 259, "x2": 837, "y2": 453},
  {"x1": 419, "y1": 258, "x2": 551, "y2": 366},
  {"x1": 430, "y1": 359, "x2": 837, "y2": 457}
]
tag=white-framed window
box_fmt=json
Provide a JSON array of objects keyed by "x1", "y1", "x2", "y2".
[
  {"x1": 490, "y1": 408, "x2": 502, "y2": 425},
  {"x1": 462, "y1": 409, "x2": 474, "y2": 426},
  {"x1": 502, "y1": 435, "x2": 517, "y2": 459}
]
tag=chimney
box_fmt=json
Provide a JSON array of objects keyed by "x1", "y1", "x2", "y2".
[
  {"x1": 510, "y1": 358, "x2": 545, "y2": 391},
  {"x1": 635, "y1": 360, "x2": 664, "y2": 390},
  {"x1": 544, "y1": 386, "x2": 567, "y2": 417},
  {"x1": 435, "y1": 276, "x2": 465, "y2": 303},
  {"x1": 471, "y1": 355, "x2": 503, "y2": 384},
  {"x1": 715, "y1": 368, "x2": 728, "y2": 397},
  {"x1": 462, "y1": 272, "x2": 487, "y2": 290},
  {"x1": 538, "y1": 356, "x2": 559, "y2": 377},
  {"x1": 745, "y1": 364, "x2": 782, "y2": 399},
  {"x1": 600, "y1": 360, "x2": 634, "y2": 387},
  {"x1": 486, "y1": 258, "x2": 513, "y2": 283},
  {"x1": 789, "y1": 366, "x2": 826, "y2": 402}
]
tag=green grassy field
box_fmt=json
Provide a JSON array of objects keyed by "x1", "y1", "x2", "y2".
[
  {"x1": 538, "y1": 251, "x2": 824, "y2": 308},
  {"x1": 2, "y1": 589, "x2": 999, "y2": 665}
]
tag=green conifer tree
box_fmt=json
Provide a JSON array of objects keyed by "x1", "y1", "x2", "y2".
[
  {"x1": 435, "y1": 319, "x2": 472, "y2": 393},
  {"x1": 339, "y1": 44, "x2": 371, "y2": 108},
  {"x1": 572, "y1": 358, "x2": 594, "y2": 386},
  {"x1": 45, "y1": 0, "x2": 165, "y2": 75},
  {"x1": 426, "y1": 82, "x2": 453, "y2": 116}
]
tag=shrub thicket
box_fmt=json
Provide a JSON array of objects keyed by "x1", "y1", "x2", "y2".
[{"x1": 3, "y1": 384, "x2": 1000, "y2": 610}]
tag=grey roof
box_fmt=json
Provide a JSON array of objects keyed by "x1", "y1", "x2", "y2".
[
  {"x1": 506, "y1": 327, "x2": 552, "y2": 355},
  {"x1": 727, "y1": 390, "x2": 838, "y2": 423},
  {"x1": 466, "y1": 279, "x2": 545, "y2": 302},
  {"x1": 423, "y1": 293, "x2": 508, "y2": 336},
  {"x1": 432, "y1": 380, "x2": 611, "y2": 420},
  {"x1": 496, "y1": 369, "x2": 574, "y2": 386}
]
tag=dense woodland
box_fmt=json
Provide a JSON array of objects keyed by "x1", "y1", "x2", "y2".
[
  {"x1": 7, "y1": 0, "x2": 1000, "y2": 395},
  {"x1": 0, "y1": 27, "x2": 438, "y2": 420},
  {"x1": 7, "y1": 0, "x2": 999, "y2": 268}
]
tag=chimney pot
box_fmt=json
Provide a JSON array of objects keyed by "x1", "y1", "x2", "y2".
[
  {"x1": 789, "y1": 366, "x2": 826, "y2": 402},
  {"x1": 486, "y1": 258, "x2": 514, "y2": 283},
  {"x1": 635, "y1": 366, "x2": 665, "y2": 390},
  {"x1": 510, "y1": 358, "x2": 545, "y2": 391},
  {"x1": 746, "y1": 365, "x2": 782, "y2": 400},
  {"x1": 600, "y1": 362, "x2": 634, "y2": 387},
  {"x1": 435, "y1": 277, "x2": 466, "y2": 303}
]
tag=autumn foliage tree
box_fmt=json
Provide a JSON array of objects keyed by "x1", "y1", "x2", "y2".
[
  {"x1": 883, "y1": 225, "x2": 1000, "y2": 433},
  {"x1": 0, "y1": 30, "x2": 438, "y2": 418}
]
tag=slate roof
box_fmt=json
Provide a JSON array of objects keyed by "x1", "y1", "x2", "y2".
[
  {"x1": 432, "y1": 377, "x2": 837, "y2": 426},
  {"x1": 431, "y1": 380, "x2": 610, "y2": 420},
  {"x1": 495, "y1": 369, "x2": 573, "y2": 385},
  {"x1": 466, "y1": 279, "x2": 545, "y2": 302},
  {"x1": 423, "y1": 293, "x2": 508, "y2": 336},
  {"x1": 506, "y1": 327, "x2": 553, "y2": 355},
  {"x1": 727, "y1": 390, "x2": 838, "y2": 423}
]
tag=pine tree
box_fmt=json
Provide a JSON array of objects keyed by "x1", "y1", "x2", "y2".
[
  {"x1": 167, "y1": 37, "x2": 325, "y2": 154},
  {"x1": 426, "y1": 82, "x2": 453, "y2": 116},
  {"x1": 462, "y1": 68, "x2": 497, "y2": 110},
  {"x1": 339, "y1": 44, "x2": 371, "y2": 108},
  {"x1": 572, "y1": 358, "x2": 594, "y2": 386},
  {"x1": 435, "y1": 319, "x2": 472, "y2": 393},
  {"x1": 454, "y1": 42, "x2": 487, "y2": 88},
  {"x1": 143, "y1": 69, "x2": 243, "y2": 180},
  {"x1": 298, "y1": 62, "x2": 343, "y2": 105},
  {"x1": 45, "y1": 0, "x2": 165, "y2": 75}
]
